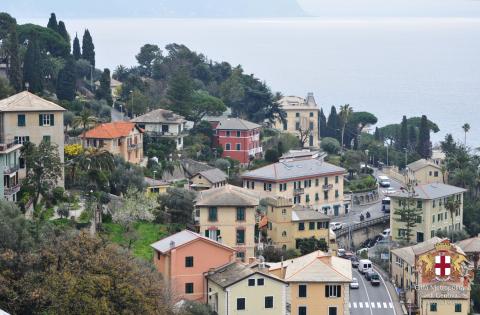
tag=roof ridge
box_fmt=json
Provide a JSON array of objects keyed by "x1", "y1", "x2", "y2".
[{"x1": 285, "y1": 256, "x2": 318, "y2": 280}]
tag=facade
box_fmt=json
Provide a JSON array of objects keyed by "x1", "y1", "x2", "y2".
[
  {"x1": 0, "y1": 91, "x2": 65, "y2": 185},
  {"x1": 269, "y1": 250, "x2": 352, "y2": 315},
  {"x1": 456, "y1": 235, "x2": 480, "y2": 269},
  {"x1": 83, "y1": 121, "x2": 144, "y2": 164},
  {"x1": 273, "y1": 93, "x2": 320, "y2": 148},
  {"x1": 189, "y1": 168, "x2": 228, "y2": 191},
  {"x1": 207, "y1": 117, "x2": 262, "y2": 164},
  {"x1": 241, "y1": 153, "x2": 348, "y2": 216},
  {"x1": 406, "y1": 159, "x2": 444, "y2": 185},
  {"x1": 151, "y1": 229, "x2": 236, "y2": 302},
  {"x1": 131, "y1": 108, "x2": 187, "y2": 150},
  {"x1": 390, "y1": 238, "x2": 474, "y2": 315},
  {"x1": 206, "y1": 262, "x2": 288, "y2": 315},
  {"x1": 195, "y1": 184, "x2": 259, "y2": 260},
  {"x1": 0, "y1": 142, "x2": 22, "y2": 202},
  {"x1": 390, "y1": 183, "x2": 466, "y2": 243},
  {"x1": 144, "y1": 177, "x2": 170, "y2": 195}
]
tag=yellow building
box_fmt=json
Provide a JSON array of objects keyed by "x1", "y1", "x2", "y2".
[
  {"x1": 407, "y1": 159, "x2": 445, "y2": 185},
  {"x1": 144, "y1": 177, "x2": 170, "y2": 195},
  {"x1": 242, "y1": 153, "x2": 348, "y2": 216},
  {"x1": 206, "y1": 262, "x2": 288, "y2": 315},
  {"x1": 273, "y1": 94, "x2": 320, "y2": 148},
  {"x1": 390, "y1": 183, "x2": 466, "y2": 243},
  {"x1": 189, "y1": 168, "x2": 228, "y2": 191},
  {"x1": 196, "y1": 185, "x2": 259, "y2": 261},
  {"x1": 390, "y1": 238, "x2": 474, "y2": 315},
  {"x1": 269, "y1": 250, "x2": 352, "y2": 315}
]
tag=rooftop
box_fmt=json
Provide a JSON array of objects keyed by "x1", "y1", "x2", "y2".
[
  {"x1": 407, "y1": 158, "x2": 441, "y2": 172},
  {"x1": 181, "y1": 158, "x2": 214, "y2": 177},
  {"x1": 195, "y1": 168, "x2": 228, "y2": 184},
  {"x1": 207, "y1": 262, "x2": 285, "y2": 289},
  {"x1": 83, "y1": 121, "x2": 142, "y2": 139},
  {"x1": 207, "y1": 117, "x2": 261, "y2": 130},
  {"x1": 390, "y1": 183, "x2": 466, "y2": 200},
  {"x1": 0, "y1": 91, "x2": 66, "y2": 112},
  {"x1": 242, "y1": 158, "x2": 345, "y2": 182},
  {"x1": 292, "y1": 206, "x2": 330, "y2": 222},
  {"x1": 195, "y1": 184, "x2": 259, "y2": 207},
  {"x1": 280, "y1": 149, "x2": 326, "y2": 161},
  {"x1": 278, "y1": 93, "x2": 318, "y2": 110},
  {"x1": 131, "y1": 108, "x2": 186, "y2": 124},
  {"x1": 150, "y1": 229, "x2": 234, "y2": 254},
  {"x1": 456, "y1": 235, "x2": 480, "y2": 253}
]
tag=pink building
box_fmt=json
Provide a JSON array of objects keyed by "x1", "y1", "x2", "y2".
[{"x1": 151, "y1": 229, "x2": 236, "y2": 302}]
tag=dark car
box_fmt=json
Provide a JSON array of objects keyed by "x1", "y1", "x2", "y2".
[
  {"x1": 350, "y1": 257, "x2": 359, "y2": 268},
  {"x1": 365, "y1": 270, "x2": 375, "y2": 281}
]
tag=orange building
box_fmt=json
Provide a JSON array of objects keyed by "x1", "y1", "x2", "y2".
[
  {"x1": 151, "y1": 230, "x2": 236, "y2": 302},
  {"x1": 82, "y1": 121, "x2": 143, "y2": 164}
]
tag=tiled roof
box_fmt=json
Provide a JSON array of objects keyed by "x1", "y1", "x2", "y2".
[
  {"x1": 278, "y1": 95, "x2": 319, "y2": 110},
  {"x1": 207, "y1": 117, "x2": 261, "y2": 130},
  {"x1": 131, "y1": 108, "x2": 185, "y2": 124},
  {"x1": 0, "y1": 91, "x2": 66, "y2": 112},
  {"x1": 83, "y1": 121, "x2": 141, "y2": 139},
  {"x1": 197, "y1": 168, "x2": 228, "y2": 184},
  {"x1": 407, "y1": 159, "x2": 441, "y2": 172},
  {"x1": 292, "y1": 206, "x2": 330, "y2": 222},
  {"x1": 195, "y1": 184, "x2": 259, "y2": 207},
  {"x1": 150, "y1": 229, "x2": 234, "y2": 254},
  {"x1": 457, "y1": 235, "x2": 480, "y2": 253},
  {"x1": 242, "y1": 158, "x2": 345, "y2": 181},
  {"x1": 390, "y1": 183, "x2": 466, "y2": 200},
  {"x1": 181, "y1": 159, "x2": 214, "y2": 177}
]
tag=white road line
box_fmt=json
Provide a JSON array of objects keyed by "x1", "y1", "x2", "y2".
[
  {"x1": 371, "y1": 302, "x2": 375, "y2": 308},
  {"x1": 359, "y1": 302, "x2": 363, "y2": 308},
  {"x1": 374, "y1": 267, "x2": 397, "y2": 315},
  {"x1": 356, "y1": 271, "x2": 374, "y2": 315},
  {"x1": 389, "y1": 302, "x2": 393, "y2": 308},
  {"x1": 383, "y1": 302, "x2": 388, "y2": 308},
  {"x1": 353, "y1": 302, "x2": 357, "y2": 308},
  {"x1": 377, "y1": 302, "x2": 382, "y2": 308}
]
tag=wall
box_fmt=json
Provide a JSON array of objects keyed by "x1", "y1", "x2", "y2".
[
  {"x1": 215, "y1": 128, "x2": 262, "y2": 164},
  {"x1": 336, "y1": 220, "x2": 389, "y2": 250},
  {"x1": 290, "y1": 282, "x2": 348, "y2": 315},
  {"x1": 274, "y1": 107, "x2": 319, "y2": 148}
]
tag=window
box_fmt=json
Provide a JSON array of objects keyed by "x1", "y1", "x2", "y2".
[
  {"x1": 455, "y1": 303, "x2": 462, "y2": 312},
  {"x1": 328, "y1": 307, "x2": 337, "y2": 315},
  {"x1": 324, "y1": 191, "x2": 329, "y2": 200},
  {"x1": 432, "y1": 215, "x2": 436, "y2": 223},
  {"x1": 226, "y1": 131, "x2": 231, "y2": 137},
  {"x1": 236, "y1": 229, "x2": 245, "y2": 244},
  {"x1": 14, "y1": 136, "x2": 30, "y2": 144},
  {"x1": 185, "y1": 256, "x2": 194, "y2": 268},
  {"x1": 236, "y1": 143, "x2": 241, "y2": 151},
  {"x1": 335, "y1": 176, "x2": 339, "y2": 184},
  {"x1": 236, "y1": 207, "x2": 245, "y2": 221},
  {"x1": 295, "y1": 122, "x2": 300, "y2": 130},
  {"x1": 315, "y1": 179, "x2": 319, "y2": 186},
  {"x1": 324, "y1": 177, "x2": 328, "y2": 185},
  {"x1": 309, "y1": 222, "x2": 315, "y2": 230},
  {"x1": 185, "y1": 282, "x2": 194, "y2": 294},
  {"x1": 283, "y1": 122, "x2": 287, "y2": 130},
  {"x1": 417, "y1": 201, "x2": 422, "y2": 209},
  {"x1": 430, "y1": 303, "x2": 437, "y2": 312},
  {"x1": 282, "y1": 231, "x2": 287, "y2": 237},
  {"x1": 264, "y1": 296, "x2": 273, "y2": 309},
  {"x1": 236, "y1": 251, "x2": 245, "y2": 261},
  {"x1": 325, "y1": 285, "x2": 341, "y2": 298},
  {"x1": 298, "y1": 223, "x2": 305, "y2": 231},
  {"x1": 236, "y1": 131, "x2": 241, "y2": 137},
  {"x1": 264, "y1": 183, "x2": 272, "y2": 191},
  {"x1": 257, "y1": 278, "x2": 264, "y2": 286},
  {"x1": 17, "y1": 114, "x2": 26, "y2": 126},
  {"x1": 42, "y1": 135, "x2": 51, "y2": 143},
  {"x1": 298, "y1": 284, "x2": 307, "y2": 297},
  {"x1": 309, "y1": 112, "x2": 314, "y2": 117},
  {"x1": 416, "y1": 215, "x2": 422, "y2": 223},
  {"x1": 309, "y1": 122, "x2": 314, "y2": 130},
  {"x1": 208, "y1": 207, "x2": 217, "y2": 221},
  {"x1": 299, "y1": 306, "x2": 307, "y2": 315},
  {"x1": 296, "y1": 112, "x2": 300, "y2": 117},
  {"x1": 431, "y1": 230, "x2": 435, "y2": 238},
  {"x1": 305, "y1": 194, "x2": 310, "y2": 203},
  {"x1": 315, "y1": 193, "x2": 319, "y2": 201},
  {"x1": 417, "y1": 232, "x2": 424, "y2": 243},
  {"x1": 248, "y1": 279, "x2": 255, "y2": 286},
  {"x1": 279, "y1": 183, "x2": 287, "y2": 191},
  {"x1": 225, "y1": 143, "x2": 231, "y2": 150},
  {"x1": 434, "y1": 171, "x2": 439, "y2": 177},
  {"x1": 335, "y1": 190, "x2": 339, "y2": 198},
  {"x1": 237, "y1": 298, "x2": 245, "y2": 310},
  {"x1": 39, "y1": 114, "x2": 54, "y2": 126},
  {"x1": 282, "y1": 208, "x2": 287, "y2": 215}
]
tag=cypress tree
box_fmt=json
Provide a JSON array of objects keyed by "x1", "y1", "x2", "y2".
[
  {"x1": 96, "y1": 68, "x2": 112, "y2": 105},
  {"x1": 57, "y1": 21, "x2": 70, "y2": 43},
  {"x1": 56, "y1": 57, "x2": 76, "y2": 101},
  {"x1": 319, "y1": 108, "x2": 327, "y2": 138},
  {"x1": 417, "y1": 115, "x2": 431, "y2": 158},
  {"x1": 408, "y1": 125, "x2": 417, "y2": 151},
  {"x1": 326, "y1": 106, "x2": 339, "y2": 141},
  {"x1": 6, "y1": 23, "x2": 22, "y2": 92},
  {"x1": 82, "y1": 29, "x2": 95, "y2": 67},
  {"x1": 47, "y1": 13, "x2": 58, "y2": 32},
  {"x1": 23, "y1": 38, "x2": 43, "y2": 93},
  {"x1": 374, "y1": 127, "x2": 381, "y2": 141},
  {"x1": 400, "y1": 115, "x2": 408, "y2": 151},
  {"x1": 72, "y1": 33, "x2": 81, "y2": 60}
]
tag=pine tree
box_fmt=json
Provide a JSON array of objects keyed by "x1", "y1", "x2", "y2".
[
  {"x1": 56, "y1": 57, "x2": 76, "y2": 101},
  {"x1": 82, "y1": 29, "x2": 95, "y2": 67},
  {"x1": 23, "y1": 37, "x2": 43, "y2": 93},
  {"x1": 166, "y1": 68, "x2": 194, "y2": 117},
  {"x1": 399, "y1": 115, "x2": 408, "y2": 151},
  {"x1": 417, "y1": 115, "x2": 431, "y2": 158},
  {"x1": 319, "y1": 108, "x2": 327, "y2": 138},
  {"x1": 57, "y1": 21, "x2": 70, "y2": 43},
  {"x1": 394, "y1": 185, "x2": 423, "y2": 244},
  {"x1": 326, "y1": 106, "x2": 339, "y2": 141},
  {"x1": 6, "y1": 23, "x2": 22, "y2": 92},
  {"x1": 408, "y1": 125, "x2": 417, "y2": 151},
  {"x1": 374, "y1": 127, "x2": 381, "y2": 141},
  {"x1": 95, "y1": 68, "x2": 112, "y2": 105},
  {"x1": 47, "y1": 13, "x2": 58, "y2": 32},
  {"x1": 72, "y1": 33, "x2": 81, "y2": 60}
]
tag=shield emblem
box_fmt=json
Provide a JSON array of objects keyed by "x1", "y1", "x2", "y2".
[{"x1": 434, "y1": 255, "x2": 451, "y2": 277}]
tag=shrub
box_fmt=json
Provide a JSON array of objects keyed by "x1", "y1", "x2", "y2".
[
  {"x1": 321, "y1": 137, "x2": 341, "y2": 154},
  {"x1": 264, "y1": 149, "x2": 279, "y2": 163}
]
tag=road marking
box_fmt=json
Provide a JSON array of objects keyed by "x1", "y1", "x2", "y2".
[
  {"x1": 389, "y1": 302, "x2": 393, "y2": 308},
  {"x1": 377, "y1": 302, "x2": 382, "y2": 308},
  {"x1": 359, "y1": 302, "x2": 363, "y2": 308},
  {"x1": 374, "y1": 267, "x2": 397, "y2": 315},
  {"x1": 356, "y1": 271, "x2": 374, "y2": 315},
  {"x1": 383, "y1": 302, "x2": 388, "y2": 308},
  {"x1": 353, "y1": 302, "x2": 357, "y2": 308},
  {"x1": 371, "y1": 302, "x2": 375, "y2": 308}
]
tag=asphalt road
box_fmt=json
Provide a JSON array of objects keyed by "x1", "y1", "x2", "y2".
[{"x1": 349, "y1": 268, "x2": 396, "y2": 315}]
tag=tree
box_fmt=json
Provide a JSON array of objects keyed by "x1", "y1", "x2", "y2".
[
  {"x1": 57, "y1": 21, "x2": 70, "y2": 44},
  {"x1": 296, "y1": 237, "x2": 328, "y2": 255},
  {"x1": 5, "y1": 22, "x2": 22, "y2": 92},
  {"x1": 393, "y1": 185, "x2": 423, "y2": 244},
  {"x1": 72, "y1": 33, "x2": 81, "y2": 60},
  {"x1": 156, "y1": 188, "x2": 195, "y2": 224},
  {"x1": 136, "y1": 44, "x2": 162, "y2": 77},
  {"x1": 400, "y1": 115, "x2": 408, "y2": 151},
  {"x1": 56, "y1": 56, "x2": 76, "y2": 101},
  {"x1": 408, "y1": 125, "x2": 417, "y2": 151},
  {"x1": 297, "y1": 126, "x2": 312, "y2": 148},
  {"x1": 47, "y1": 13, "x2": 58, "y2": 32},
  {"x1": 462, "y1": 123, "x2": 470, "y2": 146},
  {"x1": 319, "y1": 108, "x2": 327, "y2": 138},
  {"x1": 166, "y1": 68, "x2": 194, "y2": 118},
  {"x1": 326, "y1": 106, "x2": 339, "y2": 140},
  {"x1": 321, "y1": 137, "x2": 341, "y2": 155},
  {"x1": 417, "y1": 115, "x2": 431, "y2": 158},
  {"x1": 96, "y1": 68, "x2": 113, "y2": 105},
  {"x1": 82, "y1": 29, "x2": 95, "y2": 67},
  {"x1": 339, "y1": 104, "x2": 353, "y2": 150},
  {"x1": 73, "y1": 109, "x2": 98, "y2": 143},
  {"x1": 188, "y1": 90, "x2": 226, "y2": 124},
  {"x1": 22, "y1": 141, "x2": 63, "y2": 210},
  {"x1": 445, "y1": 196, "x2": 461, "y2": 242},
  {"x1": 23, "y1": 37, "x2": 43, "y2": 93},
  {"x1": 264, "y1": 149, "x2": 279, "y2": 163},
  {"x1": 0, "y1": 77, "x2": 14, "y2": 99}
]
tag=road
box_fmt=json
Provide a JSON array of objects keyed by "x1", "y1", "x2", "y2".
[{"x1": 349, "y1": 268, "x2": 396, "y2": 315}]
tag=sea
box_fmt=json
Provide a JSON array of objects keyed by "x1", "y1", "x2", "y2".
[{"x1": 22, "y1": 16, "x2": 480, "y2": 148}]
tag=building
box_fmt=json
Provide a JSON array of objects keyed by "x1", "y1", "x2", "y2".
[
  {"x1": 206, "y1": 261, "x2": 288, "y2": 315},
  {"x1": 189, "y1": 168, "x2": 228, "y2": 191},
  {"x1": 269, "y1": 250, "x2": 352, "y2": 315},
  {"x1": 390, "y1": 238, "x2": 474, "y2": 315},
  {"x1": 456, "y1": 234, "x2": 480, "y2": 270},
  {"x1": 406, "y1": 159, "x2": 444, "y2": 185},
  {"x1": 0, "y1": 91, "x2": 65, "y2": 184},
  {"x1": 390, "y1": 183, "x2": 466, "y2": 243},
  {"x1": 273, "y1": 93, "x2": 320, "y2": 148},
  {"x1": 0, "y1": 141, "x2": 22, "y2": 202},
  {"x1": 263, "y1": 197, "x2": 333, "y2": 252},
  {"x1": 150, "y1": 229, "x2": 236, "y2": 302},
  {"x1": 83, "y1": 121, "x2": 144, "y2": 164},
  {"x1": 131, "y1": 108, "x2": 187, "y2": 150},
  {"x1": 144, "y1": 177, "x2": 170, "y2": 195},
  {"x1": 207, "y1": 117, "x2": 262, "y2": 164},
  {"x1": 195, "y1": 184, "x2": 259, "y2": 260},
  {"x1": 241, "y1": 152, "x2": 348, "y2": 216}
]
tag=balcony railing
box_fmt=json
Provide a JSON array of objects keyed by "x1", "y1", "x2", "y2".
[
  {"x1": 322, "y1": 184, "x2": 333, "y2": 191},
  {"x1": 4, "y1": 183, "x2": 20, "y2": 196},
  {"x1": 4, "y1": 165, "x2": 19, "y2": 175},
  {"x1": 0, "y1": 141, "x2": 22, "y2": 152},
  {"x1": 294, "y1": 188, "x2": 304, "y2": 195}
]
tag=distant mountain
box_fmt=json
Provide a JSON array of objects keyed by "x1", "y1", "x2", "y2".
[{"x1": 2, "y1": 0, "x2": 306, "y2": 18}]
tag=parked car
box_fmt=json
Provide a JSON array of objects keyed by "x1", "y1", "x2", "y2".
[
  {"x1": 370, "y1": 273, "x2": 381, "y2": 286},
  {"x1": 330, "y1": 222, "x2": 344, "y2": 231},
  {"x1": 337, "y1": 248, "x2": 346, "y2": 257},
  {"x1": 383, "y1": 187, "x2": 396, "y2": 195},
  {"x1": 350, "y1": 277, "x2": 359, "y2": 289},
  {"x1": 358, "y1": 259, "x2": 373, "y2": 274},
  {"x1": 378, "y1": 175, "x2": 391, "y2": 187},
  {"x1": 365, "y1": 270, "x2": 375, "y2": 280},
  {"x1": 351, "y1": 257, "x2": 359, "y2": 268}
]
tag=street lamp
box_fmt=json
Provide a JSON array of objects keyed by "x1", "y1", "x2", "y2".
[
  {"x1": 227, "y1": 166, "x2": 230, "y2": 179},
  {"x1": 153, "y1": 170, "x2": 157, "y2": 181},
  {"x1": 130, "y1": 90, "x2": 134, "y2": 118},
  {"x1": 365, "y1": 149, "x2": 369, "y2": 173}
]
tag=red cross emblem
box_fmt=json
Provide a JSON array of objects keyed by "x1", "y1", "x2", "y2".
[{"x1": 434, "y1": 254, "x2": 451, "y2": 277}]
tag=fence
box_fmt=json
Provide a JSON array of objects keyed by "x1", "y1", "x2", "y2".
[{"x1": 336, "y1": 214, "x2": 390, "y2": 237}]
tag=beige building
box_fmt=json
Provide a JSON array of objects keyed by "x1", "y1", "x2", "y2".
[
  {"x1": 391, "y1": 238, "x2": 473, "y2": 315},
  {"x1": 131, "y1": 108, "x2": 187, "y2": 150},
  {"x1": 206, "y1": 262, "x2": 288, "y2": 315},
  {"x1": 195, "y1": 185, "x2": 259, "y2": 260},
  {"x1": 189, "y1": 168, "x2": 228, "y2": 191},
  {"x1": 0, "y1": 91, "x2": 65, "y2": 185},
  {"x1": 269, "y1": 250, "x2": 352, "y2": 315},
  {"x1": 407, "y1": 159, "x2": 445, "y2": 185},
  {"x1": 390, "y1": 183, "x2": 466, "y2": 244},
  {"x1": 83, "y1": 121, "x2": 144, "y2": 164},
  {"x1": 241, "y1": 152, "x2": 348, "y2": 216},
  {"x1": 273, "y1": 93, "x2": 320, "y2": 148}
]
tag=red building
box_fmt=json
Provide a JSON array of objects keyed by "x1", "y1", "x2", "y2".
[{"x1": 208, "y1": 117, "x2": 262, "y2": 164}]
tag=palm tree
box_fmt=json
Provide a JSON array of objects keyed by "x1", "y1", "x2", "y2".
[
  {"x1": 72, "y1": 109, "x2": 98, "y2": 145},
  {"x1": 445, "y1": 196, "x2": 461, "y2": 242},
  {"x1": 339, "y1": 104, "x2": 353, "y2": 150},
  {"x1": 462, "y1": 123, "x2": 470, "y2": 146},
  {"x1": 78, "y1": 148, "x2": 115, "y2": 173}
]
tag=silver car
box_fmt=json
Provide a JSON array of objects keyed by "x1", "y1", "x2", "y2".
[{"x1": 350, "y1": 277, "x2": 359, "y2": 289}]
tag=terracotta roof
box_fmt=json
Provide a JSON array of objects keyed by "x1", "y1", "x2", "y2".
[
  {"x1": 0, "y1": 91, "x2": 66, "y2": 112},
  {"x1": 150, "y1": 229, "x2": 234, "y2": 254},
  {"x1": 83, "y1": 121, "x2": 142, "y2": 139}
]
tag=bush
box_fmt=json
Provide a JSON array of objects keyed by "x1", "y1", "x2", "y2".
[
  {"x1": 214, "y1": 158, "x2": 231, "y2": 172},
  {"x1": 264, "y1": 149, "x2": 279, "y2": 163},
  {"x1": 321, "y1": 137, "x2": 341, "y2": 154},
  {"x1": 57, "y1": 203, "x2": 70, "y2": 218}
]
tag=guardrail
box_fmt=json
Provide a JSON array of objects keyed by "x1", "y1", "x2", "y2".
[{"x1": 336, "y1": 214, "x2": 390, "y2": 237}]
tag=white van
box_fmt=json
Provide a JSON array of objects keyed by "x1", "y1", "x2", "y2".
[
  {"x1": 378, "y1": 175, "x2": 391, "y2": 187},
  {"x1": 358, "y1": 259, "x2": 373, "y2": 274}
]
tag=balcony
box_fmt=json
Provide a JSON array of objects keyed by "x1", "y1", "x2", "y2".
[
  {"x1": 4, "y1": 165, "x2": 19, "y2": 175},
  {"x1": 0, "y1": 141, "x2": 22, "y2": 153},
  {"x1": 294, "y1": 188, "x2": 304, "y2": 195},
  {"x1": 4, "y1": 183, "x2": 20, "y2": 196},
  {"x1": 322, "y1": 184, "x2": 333, "y2": 191}
]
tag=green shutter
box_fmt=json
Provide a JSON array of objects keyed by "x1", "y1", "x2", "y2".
[
  {"x1": 325, "y1": 285, "x2": 329, "y2": 297},
  {"x1": 50, "y1": 114, "x2": 55, "y2": 126},
  {"x1": 337, "y1": 285, "x2": 341, "y2": 297},
  {"x1": 39, "y1": 114, "x2": 43, "y2": 126}
]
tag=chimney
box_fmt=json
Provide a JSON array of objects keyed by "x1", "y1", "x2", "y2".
[
  {"x1": 248, "y1": 257, "x2": 256, "y2": 264},
  {"x1": 169, "y1": 240, "x2": 175, "y2": 249}
]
